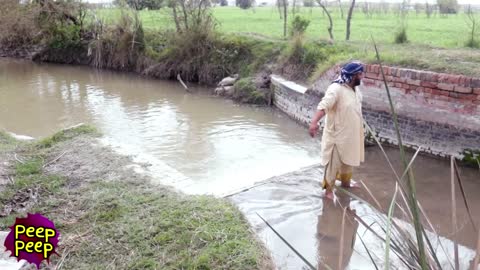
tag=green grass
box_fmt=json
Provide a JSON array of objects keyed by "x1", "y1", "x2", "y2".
[
  {"x1": 0, "y1": 126, "x2": 270, "y2": 269},
  {"x1": 96, "y1": 7, "x2": 475, "y2": 49},
  {"x1": 0, "y1": 131, "x2": 18, "y2": 152},
  {"x1": 37, "y1": 124, "x2": 98, "y2": 148}
]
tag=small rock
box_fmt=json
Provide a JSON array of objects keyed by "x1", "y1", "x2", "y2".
[
  {"x1": 218, "y1": 74, "x2": 239, "y2": 87},
  {"x1": 223, "y1": 86, "x2": 235, "y2": 96},
  {"x1": 7, "y1": 132, "x2": 34, "y2": 141},
  {"x1": 214, "y1": 87, "x2": 226, "y2": 96}
]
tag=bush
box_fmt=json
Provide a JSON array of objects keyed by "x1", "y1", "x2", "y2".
[
  {"x1": 279, "y1": 36, "x2": 328, "y2": 80},
  {"x1": 48, "y1": 24, "x2": 82, "y2": 49},
  {"x1": 437, "y1": 0, "x2": 458, "y2": 14},
  {"x1": 290, "y1": 15, "x2": 310, "y2": 37},
  {"x1": 115, "y1": 0, "x2": 164, "y2": 10},
  {"x1": 236, "y1": 0, "x2": 254, "y2": 9},
  {"x1": 0, "y1": 1, "x2": 40, "y2": 49},
  {"x1": 303, "y1": 0, "x2": 314, "y2": 7},
  {"x1": 465, "y1": 38, "x2": 480, "y2": 48},
  {"x1": 233, "y1": 78, "x2": 269, "y2": 104},
  {"x1": 394, "y1": 27, "x2": 408, "y2": 44}
]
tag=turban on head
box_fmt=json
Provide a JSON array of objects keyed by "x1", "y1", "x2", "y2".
[{"x1": 332, "y1": 62, "x2": 364, "y2": 84}]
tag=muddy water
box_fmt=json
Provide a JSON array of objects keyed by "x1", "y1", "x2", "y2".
[
  {"x1": 0, "y1": 58, "x2": 322, "y2": 195},
  {"x1": 231, "y1": 147, "x2": 480, "y2": 269},
  {"x1": 1, "y1": 58, "x2": 479, "y2": 269}
]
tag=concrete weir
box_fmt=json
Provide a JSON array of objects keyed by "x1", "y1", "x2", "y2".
[{"x1": 270, "y1": 65, "x2": 480, "y2": 158}]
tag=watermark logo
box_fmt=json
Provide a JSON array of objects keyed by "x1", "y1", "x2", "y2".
[{"x1": 3, "y1": 213, "x2": 60, "y2": 269}]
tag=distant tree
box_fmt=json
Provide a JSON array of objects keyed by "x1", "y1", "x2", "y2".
[
  {"x1": 465, "y1": 5, "x2": 479, "y2": 48},
  {"x1": 303, "y1": 0, "x2": 314, "y2": 7},
  {"x1": 220, "y1": 0, "x2": 228, "y2": 6},
  {"x1": 236, "y1": 0, "x2": 254, "y2": 9},
  {"x1": 425, "y1": 2, "x2": 434, "y2": 18},
  {"x1": 316, "y1": 0, "x2": 334, "y2": 40},
  {"x1": 115, "y1": 0, "x2": 163, "y2": 10},
  {"x1": 414, "y1": 3, "x2": 422, "y2": 15},
  {"x1": 290, "y1": 15, "x2": 310, "y2": 36},
  {"x1": 282, "y1": 0, "x2": 287, "y2": 37},
  {"x1": 437, "y1": 0, "x2": 458, "y2": 14},
  {"x1": 345, "y1": 0, "x2": 356, "y2": 40},
  {"x1": 338, "y1": 0, "x2": 344, "y2": 19}
]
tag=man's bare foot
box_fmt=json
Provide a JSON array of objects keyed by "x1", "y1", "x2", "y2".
[
  {"x1": 341, "y1": 180, "x2": 360, "y2": 188},
  {"x1": 325, "y1": 190, "x2": 334, "y2": 200}
]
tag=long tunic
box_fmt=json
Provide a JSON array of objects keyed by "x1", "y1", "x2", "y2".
[{"x1": 316, "y1": 83, "x2": 365, "y2": 167}]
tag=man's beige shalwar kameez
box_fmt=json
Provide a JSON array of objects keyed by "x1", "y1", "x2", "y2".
[{"x1": 317, "y1": 83, "x2": 365, "y2": 190}]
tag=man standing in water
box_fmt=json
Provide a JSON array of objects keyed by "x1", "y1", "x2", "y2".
[{"x1": 309, "y1": 62, "x2": 365, "y2": 200}]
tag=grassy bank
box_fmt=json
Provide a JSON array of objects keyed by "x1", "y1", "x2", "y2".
[
  {"x1": 0, "y1": 127, "x2": 272, "y2": 269},
  {"x1": 98, "y1": 6, "x2": 475, "y2": 49},
  {"x1": 1, "y1": 1, "x2": 479, "y2": 96}
]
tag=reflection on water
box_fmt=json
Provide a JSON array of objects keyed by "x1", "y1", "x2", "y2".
[
  {"x1": 231, "y1": 163, "x2": 479, "y2": 270},
  {"x1": 317, "y1": 195, "x2": 358, "y2": 270},
  {"x1": 0, "y1": 58, "x2": 321, "y2": 195}
]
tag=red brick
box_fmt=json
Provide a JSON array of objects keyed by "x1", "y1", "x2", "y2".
[
  {"x1": 454, "y1": 86, "x2": 473, "y2": 94},
  {"x1": 437, "y1": 83, "x2": 455, "y2": 91},
  {"x1": 462, "y1": 77, "x2": 472, "y2": 87},
  {"x1": 438, "y1": 74, "x2": 449, "y2": 84},
  {"x1": 448, "y1": 75, "x2": 461, "y2": 84},
  {"x1": 474, "y1": 100, "x2": 480, "y2": 105},
  {"x1": 405, "y1": 79, "x2": 420, "y2": 86},
  {"x1": 365, "y1": 73, "x2": 378, "y2": 79},
  {"x1": 420, "y1": 81, "x2": 437, "y2": 88},
  {"x1": 393, "y1": 68, "x2": 401, "y2": 77},
  {"x1": 459, "y1": 94, "x2": 477, "y2": 100},
  {"x1": 473, "y1": 88, "x2": 480, "y2": 95},
  {"x1": 394, "y1": 82, "x2": 402, "y2": 88},
  {"x1": 436, "y1": 95, "x2": 450, "y2": 101},
  {"x1": 426, "y1": 73, "x2": 439, "y2": 82},
  {"x1": 449, "y1": 92, "x2": 460, "y2": 98},
  {"x1": 472, "y1": 78, "x2": 480, "y2": 88},
  {"x1": 423, "y1": 88, "x2": 433, "y2": 93},
  {"x1": 432, "y1": 89, "x2": 450, "y2": 96},
  {"x1": 416, "y1": 87, "x2": 425, "y2": 92},
  {"x1": 423, "y1": 93, "x2": 433, "y2": 99}
]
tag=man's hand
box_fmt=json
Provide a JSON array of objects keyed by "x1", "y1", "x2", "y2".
[
  {"x1": 309, "y1": 109, "x2": 325, "y2": 138},
  {"x1": 309, "y1": 122, "x2": 319, "y2": 138}
]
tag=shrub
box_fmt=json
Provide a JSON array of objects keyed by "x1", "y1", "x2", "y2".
[
  {"x1": 290, "y1": 15, "x2": 310, "y2": 37},
  {"x1": 394, "y1": 27, "x2": 408, "y2": 44},
  {"x1": 233, "y1": 78, "x2": 269, "y2": 104},
  {"x1": 236, "y1": 0, "x2": 254, "y2": 9},
  {"x1": 279, "y1": 35, "x2": 328, "y2": 80},
  {"x1": 0, "y1": 1, "x2": 40, "y2": 49},
  {"x1": 437, "y1": 0, "x2": 458, "y2": 14}
]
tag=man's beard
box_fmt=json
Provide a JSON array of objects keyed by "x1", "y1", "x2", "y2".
[{"x1": 353, "y1": 77, "x2": 361, "y2": 87}]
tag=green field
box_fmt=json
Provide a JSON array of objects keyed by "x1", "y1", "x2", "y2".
[{"x1": 97, "y1": 6, "x2": 476, "y2": 49}]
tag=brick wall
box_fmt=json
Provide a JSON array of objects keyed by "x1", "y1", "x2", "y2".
[{"x1": 272, "y1": 64, "x2": 480, "y2": 158}]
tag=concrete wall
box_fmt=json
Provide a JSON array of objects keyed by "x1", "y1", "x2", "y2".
[{"x1": 271, "y1": 65, "x2": 480, "y2": 157}]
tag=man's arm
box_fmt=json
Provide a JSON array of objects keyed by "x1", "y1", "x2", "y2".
[{"x1": 309, "y1": 109, "x2": 325, "y2": 138}]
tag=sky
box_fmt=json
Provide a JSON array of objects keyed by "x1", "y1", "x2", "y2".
[{"x1": 84, "y1": 0, "x2": 480, "y2": 5}]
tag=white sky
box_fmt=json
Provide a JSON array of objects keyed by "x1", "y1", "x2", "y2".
[{"x1": 84, "y1": 0, "x2": 480, "y2": 5}]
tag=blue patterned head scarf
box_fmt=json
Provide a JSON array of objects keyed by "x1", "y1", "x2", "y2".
[{"x1": 333, "y1": 62, "x2": 364, "y2": 84}]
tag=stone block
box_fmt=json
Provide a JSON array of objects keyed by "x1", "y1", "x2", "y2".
[
  {"x1": 454, "y1": 86, "x2": 473, "y2": 94},
  {"x1": 432, "y1": 89, "x2": 450, "y2": 96},
  {"x1": 471, "y1": 78, "x2": 480, "y2": 88},
  {"x1": 437, "y1": 83, "x2": 455, "y2": 91},
  {"x1": 407, "y1": 79, "x2": 422, "y2": 86},
  {"x1": 420, "y1": 81, "x2": 437, "y2": 88}
]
